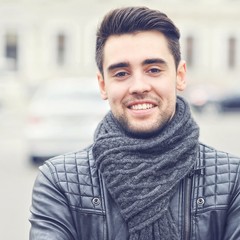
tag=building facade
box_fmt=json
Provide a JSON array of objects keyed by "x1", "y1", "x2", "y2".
[{"x1": 0, "y1": 0, "x2": 239, "y2": 95}]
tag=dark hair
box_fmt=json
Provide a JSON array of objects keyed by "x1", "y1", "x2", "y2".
[{"x1": 95, "y1": 6, "x2": 181, "y2": 75}]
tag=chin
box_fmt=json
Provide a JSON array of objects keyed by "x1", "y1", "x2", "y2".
[
  {"x1": 115, "y1": 115, "x2": 168, "y2": 138},
  {"x1": 124, "y1": 125, "x2": 164, "y2": 139}
]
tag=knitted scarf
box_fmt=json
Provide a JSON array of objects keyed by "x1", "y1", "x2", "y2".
[{"x1": 92, "y1": 96, "x2": 199, "y2": 240}]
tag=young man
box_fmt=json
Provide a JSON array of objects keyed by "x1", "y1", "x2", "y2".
[{"x1": 29, "y1": 7, "x2": 240, "y2": 240}]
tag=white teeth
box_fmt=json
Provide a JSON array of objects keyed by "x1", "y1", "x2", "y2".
[{"x1": 131, "y1": 103, "x2": 154, "y2": 110}]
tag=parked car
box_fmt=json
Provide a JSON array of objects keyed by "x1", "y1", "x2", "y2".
[
  {"x1": 26, "y1": 78, "x2": 109, "y2": 165},
  {"x1": 217, "y1": 92, "x2": 240, "y2": 112},
  {"x1": 0, "y1": 80, "x2": 27, "y2": 112},
  {"x1": 185, "y1": 84, "x2": 221, "y2": 113},
  {"x1": 187, "y1": 85, "x2": 240, "y2": 114}
]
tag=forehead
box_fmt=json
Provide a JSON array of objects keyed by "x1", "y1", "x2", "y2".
[{"x1": 103, "y1": 31, "x2": 173, "y2": 67}]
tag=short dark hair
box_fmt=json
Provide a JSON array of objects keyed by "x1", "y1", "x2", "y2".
[{"x1": 95, "y1": 6, "x2": 181, "y2": 75}]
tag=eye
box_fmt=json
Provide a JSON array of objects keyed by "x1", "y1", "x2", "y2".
[
  {"x1": 148, "y1": 67, "x2": 161, "y2": 74},
  {"x1": 114, "y1": 71, "x2": 129, "y2": 78}
]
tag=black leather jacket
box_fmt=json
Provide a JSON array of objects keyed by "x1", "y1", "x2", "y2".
[{"x1": 29, "y1": 143, "x2": 240, "y2": 240}]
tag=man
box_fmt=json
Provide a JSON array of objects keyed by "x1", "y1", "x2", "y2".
[{"x1": 29, "y1": 6, "x2": 240, "y2": 240}]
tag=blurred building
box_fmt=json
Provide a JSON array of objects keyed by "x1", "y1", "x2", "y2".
[{"x1": 0, "y1": 0, "x2": 239, "y2": 98}]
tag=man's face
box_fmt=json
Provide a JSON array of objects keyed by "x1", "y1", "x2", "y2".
[{"x1": 97, "y1": 31, "x2": 186, "y2": 137}]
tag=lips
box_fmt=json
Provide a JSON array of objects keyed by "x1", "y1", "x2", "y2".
[
  {"x1": 127, "y1": 100, "x2": 157, "y2": 111},
  {"x1": 130, "y1": 103, "x2": 155, "y2": 110}
]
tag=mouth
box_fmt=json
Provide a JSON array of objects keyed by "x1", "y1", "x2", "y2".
[
  {"x1": 127, "y1": 99, "x2": 158, "y2": 111},
  {"x1": 129, "y1": 103, "x2": 155, "y2": 110}
]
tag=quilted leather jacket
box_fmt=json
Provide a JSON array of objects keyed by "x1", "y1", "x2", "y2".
[{"x1": 29, "y1": 143, "x2": 240, "y2": 240}]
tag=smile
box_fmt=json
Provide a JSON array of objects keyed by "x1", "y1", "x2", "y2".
[{"x1": 129, "y1": 103, "x2": 155, "y2": 110}]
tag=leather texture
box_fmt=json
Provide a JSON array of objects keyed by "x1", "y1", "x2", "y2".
[{"x1": 29, "y1": 143, "x2": 240, "y2": 240}]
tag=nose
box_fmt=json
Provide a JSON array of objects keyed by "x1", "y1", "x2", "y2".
[{"x1": 129, "y1": 74, "x2": 151, "y2": 95}]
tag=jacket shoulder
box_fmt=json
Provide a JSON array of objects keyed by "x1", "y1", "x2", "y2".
[
  {"x1": 196, "y1": 143, "x2": 240, "y2": 210},
  {"x1": 199, "y1": 143, "x2": 240, "y2": 167},
  {"x1": 40, "y1": 146, "x2": 104, "y2": 213}
]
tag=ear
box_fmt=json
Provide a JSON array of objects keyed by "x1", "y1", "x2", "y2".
[
  {"x1": 176, "y1": 60, "x2": 187, "y2": 92},
  {"x1": 97, "y1": 72, "x2": 108, "y2": 100}
]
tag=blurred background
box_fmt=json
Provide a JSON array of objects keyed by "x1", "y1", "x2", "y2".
[{"x1": 0, "y1": 0, "x2": 240, "y2": 239}]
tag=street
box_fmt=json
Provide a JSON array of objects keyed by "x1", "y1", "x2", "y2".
[
  {"x1": 0, "y1": 110, "x2": 240, "y2": 240},
  {"x1": 0, "y1": 111, "x2": 37, "y2": 240},
  {"x1": 194, "y1": 111, "x2": 240, "y2": 157}
]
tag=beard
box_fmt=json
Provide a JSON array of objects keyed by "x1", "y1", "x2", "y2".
[
  {"x1": 114, "y1": 112, "x2": 171, "y2": 139},
  {"x1": 110, "y1": 94, "x2": 177, "y2": 138}
]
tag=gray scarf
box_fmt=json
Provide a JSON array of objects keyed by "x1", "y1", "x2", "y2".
[{"x1": 92, "y1": 96, "x2": 199, "y2": 240}]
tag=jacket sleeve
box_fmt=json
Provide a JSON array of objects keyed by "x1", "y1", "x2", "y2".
[
  {"x1": 223, "y1": 163, "x2": 240, "y2": 240},
  {"x1": 29, "y1": 163, "x2": 78, "y2": 240}
]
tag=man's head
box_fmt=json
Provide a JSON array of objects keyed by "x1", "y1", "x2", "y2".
[
  {"x1": 96, "y1": 7, "x2": 186, "y2": 137},
  {"x1": 96, "y1": 6, "x2": 181, "y2": 75}
]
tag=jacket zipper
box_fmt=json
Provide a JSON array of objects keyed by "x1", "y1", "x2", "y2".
[{"x1": 183, "y1": 174, "x2": 192, "y2": 240}]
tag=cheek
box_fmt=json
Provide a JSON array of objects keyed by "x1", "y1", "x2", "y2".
[
  {"x1": 106, "y1": 84, "x2": 126, "y2": 103},
  {"x1": 108, "y1": 92, "x2": 122, "y2": 106},
  {"x1": 154, "y1": 81, "x2": 176, "y2": 97}
]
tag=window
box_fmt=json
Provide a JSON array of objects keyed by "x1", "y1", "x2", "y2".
[
  {"x1": 186, "y1": 36, "x2": 194, "y2": 68},
  {"x1": 57, "y1": 33, "x2": 66, "y2": 65},
  {"x1": 5, "y1": 32, "x2": 18, "y2": 70},
  {"x1": 228, "y1": 36, "x2": 236, "y2": 69}
]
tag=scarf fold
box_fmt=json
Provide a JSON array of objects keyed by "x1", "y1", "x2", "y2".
[{"x1": 92, "y1": 96, "x2": 199, "y2": 240}]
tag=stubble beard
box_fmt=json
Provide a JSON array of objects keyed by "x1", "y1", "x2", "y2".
[{"x1": 115, "y1": 112, "x2": 171, "y2": 138}]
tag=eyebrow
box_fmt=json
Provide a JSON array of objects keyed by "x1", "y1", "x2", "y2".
[
  {"x1": 107, "y1": 62, "x2": 130, "y2": 72},
  {"x1": 107, "y1": 58, "x2": 168, "y2": 72},
  {"x1": 142, "y1": 58, "x2": 168, "y2": 66}
]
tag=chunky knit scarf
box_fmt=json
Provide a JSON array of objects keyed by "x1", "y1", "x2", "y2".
[{"x1": 92, "y1": 96, "x2": 199, "y2": 240}]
